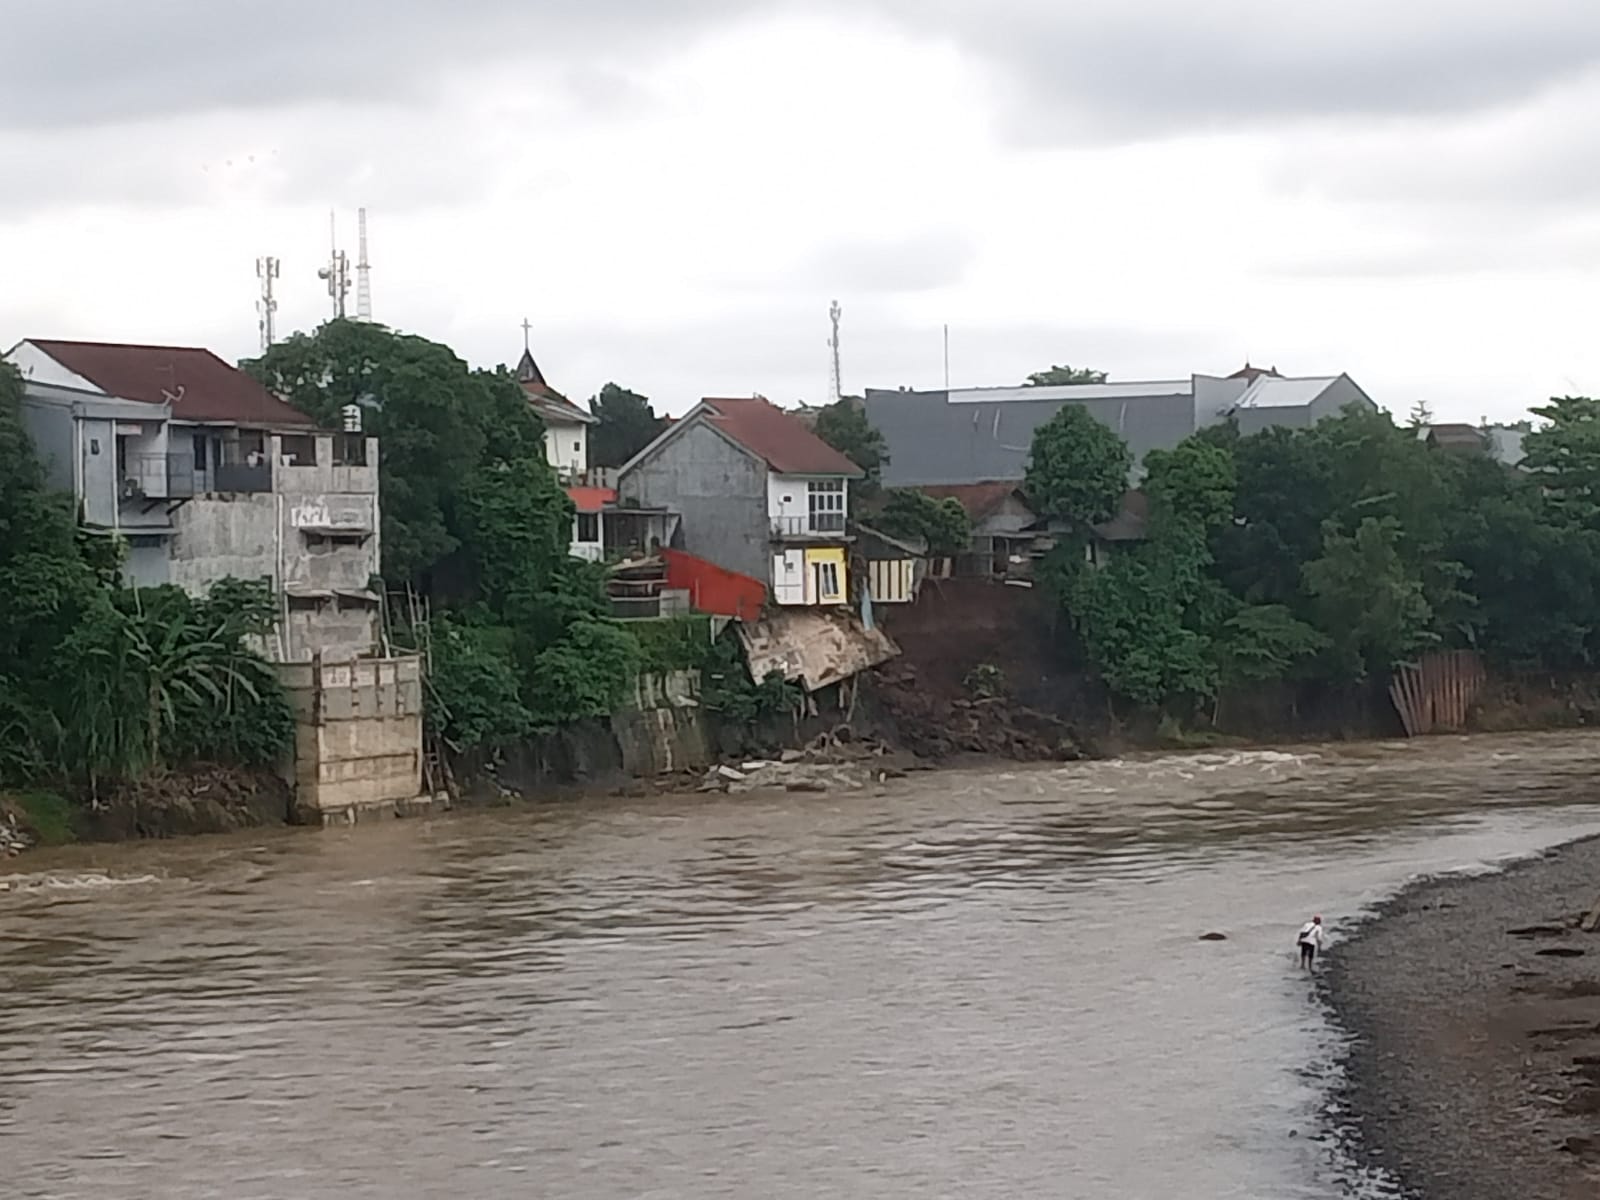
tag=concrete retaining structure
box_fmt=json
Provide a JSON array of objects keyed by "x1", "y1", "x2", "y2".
[{"x1": 280, "y1": 654, "x2": 426, "y2": 824}]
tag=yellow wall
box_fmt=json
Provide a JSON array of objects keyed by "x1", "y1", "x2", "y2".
[{"x1": 802, "y1": 546, "x2": 848, "y2": 605}]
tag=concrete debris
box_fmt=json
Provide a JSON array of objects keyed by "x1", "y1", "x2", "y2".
[
  {"x1": 0, "y1": 812, "x2": 34, "y2": 857},
  {"x1": 697, "y1": 731, "x2": 918, "y2": 796}
]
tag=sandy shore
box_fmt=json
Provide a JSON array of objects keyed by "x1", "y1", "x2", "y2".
[{"x1": 1321, "y1": 836, "x2": 1600, "y2": 1199}]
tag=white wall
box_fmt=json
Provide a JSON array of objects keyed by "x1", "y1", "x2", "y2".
[
  {"x1": 767, "y1": 473, "x2": 849, "y2": 529},
  {"x1": 5, "y1": 342, "x2": 102, "y2": 391},
  {"x1": 772, "y1": 550, "x2": 805, "y2": 604},
  {"x1": 544, "y1": 420, "x2": 588, "y2": 474}
]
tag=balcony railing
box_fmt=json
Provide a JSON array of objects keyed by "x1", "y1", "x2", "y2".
[
  {"x1": 771, "y1": 513, "x2": 847, "y2": 538},
  {"x1": 123, "y1": 452, "x2": 197, "y2": 500}
]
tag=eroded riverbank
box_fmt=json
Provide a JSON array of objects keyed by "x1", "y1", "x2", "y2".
[{"x1": 1322, "y1": 836, "x2": 1600, "y2": 1199}]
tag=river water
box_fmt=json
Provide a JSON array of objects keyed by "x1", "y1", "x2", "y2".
[{"x1": 6, "y1": 733, "x2": 1600, "y2": 1199}]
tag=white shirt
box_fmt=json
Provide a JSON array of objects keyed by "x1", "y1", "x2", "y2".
[{"x1": 1298, "y1": 922, "x2": 1325, "y2": 948}]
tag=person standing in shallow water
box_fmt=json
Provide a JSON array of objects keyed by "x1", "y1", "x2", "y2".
[{"x1": 1297, "y1": 915, "x2": 1325, "y2": 969}]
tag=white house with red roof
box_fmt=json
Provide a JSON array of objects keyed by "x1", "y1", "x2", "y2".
[
  {"x1": 7, "y1": 338, "x2": 381, "y2": 662},
  {"x1": 618, "y1": 395, "x2": 863, "y2": 607}
]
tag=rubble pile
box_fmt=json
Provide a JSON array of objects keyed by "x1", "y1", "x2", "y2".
[
  {"x1": 698, "y1": 729, "x2": 912, "y2": 795},
  {"x1": 870, "y1": 663, "x2": 1084, "y2": 762},
  {"x1": 0, "y1": 810, "x2": 34, "y2": 856}
]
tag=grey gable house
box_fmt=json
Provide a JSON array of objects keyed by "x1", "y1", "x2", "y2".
[{"x1": 865, "y1": 365, "x2": 1376, "y2": 488}]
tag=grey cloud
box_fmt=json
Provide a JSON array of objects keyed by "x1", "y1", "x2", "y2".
[
  {"x1": 12, "y1": 1, "x2": 1600, "y2": 140},
  {"x1": 0, "y1": 0, "x2": 761, "y2": 131},
  {"x1": 891, "y1": 0, "x2": 1600, "y2": 142}
]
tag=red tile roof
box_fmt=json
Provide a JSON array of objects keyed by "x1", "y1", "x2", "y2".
[
  {"x1": 699, "y1": 397, "x2": 863, "y2": 477},
  {"x1": 565, "y1": 486, "x2": 616, "y2": 513},
  {"x1": 915, "y1": 481, "x2": 1031, "y2": 522},
  {"x1": 26, "y1": 339, "x2": 316, "y2": 426}
]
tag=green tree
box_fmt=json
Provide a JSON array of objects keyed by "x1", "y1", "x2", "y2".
[
  {"x1": 525, "y1": 620, "x2": 643, "y2": 728},
  {"x1": 245, "y1": 320, "x2": 544, "y2": 584},
  {"x1": 0, "y1": 362, "x2": 109, "y2": 779},
  {"x1": 425, "y1": 617, "x2": 533, "y2": 750},
  {"x1": 871, "y1": 490, "x2": 971, "y2": 556},
  {"x1": 1051, "y1": 436, "x2": 1237, "y2": 708},
  {"x1": 1024, "y1": 405, "x2": 1132, "y2": 526},
  {"x1": 1025, "y1": 365, "x2": 1108, "y2": 387},
  {"x1": 590, "y1": 383, "x2": 665, "y2": 468},
  {"x1": 1302, "y1": 517, "x2": 1434, "y2": 680},
  {"x1": 813, "y1": 398, "x2": 887, "y2": 487},
  {"x1": 1523, "y1": 396, "x2": 1600, "y2": 529}
]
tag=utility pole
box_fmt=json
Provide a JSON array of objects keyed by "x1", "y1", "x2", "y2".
[{"x1": 256, "y1": 256, "x2": 280, "y2": 352}]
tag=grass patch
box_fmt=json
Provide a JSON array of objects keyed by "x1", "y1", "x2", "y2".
[{"x1": 8, "y1": 789, "x2": 76, "y2": 845}]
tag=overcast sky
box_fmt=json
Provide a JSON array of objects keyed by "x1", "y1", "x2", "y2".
[{"x1": 7, "y1": 1, "x2": 1600, "y2": 421}]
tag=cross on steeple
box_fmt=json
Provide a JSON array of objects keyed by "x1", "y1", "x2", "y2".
[{"x1": 521, "y1": 317, "x2": 532, "y2": 353}]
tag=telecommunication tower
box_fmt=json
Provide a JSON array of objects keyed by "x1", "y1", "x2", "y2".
[
  {"x1": 356, "y1": 207, "x2": 373, "y2": 322},
  {"x1": 256, "y1": 256, "x2": 280, "y2": 352},
  {"x1": 316, "y1": 211, "x2": 351, "y2": 319},
  {"x1": 827, "y1": 299, "x2": 842, "y2": 404}
]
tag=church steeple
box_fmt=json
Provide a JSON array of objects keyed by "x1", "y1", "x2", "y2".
[{"x1": 517, "y1": 317, "x2": 547, "y2": 387}]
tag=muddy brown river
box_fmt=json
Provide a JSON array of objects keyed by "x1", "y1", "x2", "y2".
[{"x1": 6, "y1": 733, "x2": 1600, "y2": 1199}]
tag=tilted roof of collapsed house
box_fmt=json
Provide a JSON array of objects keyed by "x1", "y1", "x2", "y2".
[
  {"x1": 623, "y1": 396, "x2": 864, "y2": 477},
  {"x1": 516, "y1": 348, "x2": 597, "y2": 426},
  {"x1": 14, "y1": 339, "x2": 317, "y2": 427},
  {"x1": 864, "y1": 369, "x2": 1369, "y2": 489},
  {"x1": 917, "y1": 481, "x2": 1148, "y2": 542}
]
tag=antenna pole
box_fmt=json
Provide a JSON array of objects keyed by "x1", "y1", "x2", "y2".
[
  {"x1": 356, "y1": 207, "x2": 372, "y2": 322},
  {"x1": 256, "y1": 256, "x2": 280, "y2": 352},
  {"x1": 943, "y1": 323, "x2": 950, "y2": 389},
  {"x1": 828, "y1": 300, "x2": 842, "y2": 404},
  {"x1": 316, "y1": 210, "x2": 350, "y2": 320}
]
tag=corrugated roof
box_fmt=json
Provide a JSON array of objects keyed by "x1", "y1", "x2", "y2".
[
  {"x1": 26, "y1": 339, "x2": 316, "y2": 426},
  {"x1": 700, "y1": 397, "x2": 863, "y2": 477},
  {"x1": 945, "y1": 380, "x2": 1193, "y2": 405},
  {"x1": 1233, "y1": 375, "x2": 1339, "y2": 410},
  {"x1": 866, "y1": 386, "x2": 1194, "y2": 488}
]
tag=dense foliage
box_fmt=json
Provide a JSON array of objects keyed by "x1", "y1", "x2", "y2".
[
  {"x1": 248, "y1": 322, "x2": 642, "y2": 748},
  {"x1": 1025, "y1": 364, "x2": 1108, "y2": 387},
  {"x1": 1024, "y1": 404, "x2": 1133, "y2": 526},
  {"x1": 1040, "y1": 400, "x2": 1600, "y2": 712},
  {"x1": 870, "y1": 489, "x2": 972, "y2": 556},
  {"x1": 813, "y1": 398, "x2": 887, "y2": 488},
  {"x1": 590, "y1": 382, "x2": 666, "y2": 468}
]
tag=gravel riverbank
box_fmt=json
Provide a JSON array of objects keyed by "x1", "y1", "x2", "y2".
[{"x1": 1322, "y1": 835, "x2": 1600, "y2": 1199}]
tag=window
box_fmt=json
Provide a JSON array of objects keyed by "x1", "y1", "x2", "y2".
[
  {"x1": 333, "y1": 434, "x2": 367, "y2": 466},
  {"x1": 814, "y1": 559, "x2": 841, "y2": 601},
  {"x1": 126, "y1": 534, "x2": 165, "y2": 549},
  {"x1": 576, "y1": 512, "x2": 600, "y2": 543},
  {"x1": 193, "y1": 434, "x2": 208, "y2": 470},
  {"x1": 808, "y1": 479, "x2": 845, "y2": 533},
  {"x1": 279, "y1": 433, "x2": 318, "y2": 466}
]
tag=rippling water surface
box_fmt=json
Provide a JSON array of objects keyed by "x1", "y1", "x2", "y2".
[{"x1": 7, "y1": 732, "x2": 1600, "y2": 1199}]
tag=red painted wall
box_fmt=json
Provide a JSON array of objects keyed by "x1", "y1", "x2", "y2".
[{"x1": 662, "y1": 548, "x2": 766, "y2": 620}]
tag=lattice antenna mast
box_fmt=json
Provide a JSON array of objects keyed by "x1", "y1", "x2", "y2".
[
  {"x1": 827, "y1": 299, "x2": 842, "y2": 404},
  {"x1": 316, "y1": 210, "x2": 350, "y2": 319},
  {"x1": 255, "y1": 256, "x2": 280, "y2": 352},
  {"x1": 356, "y1": 207, "x2": 373, "y2": 322}
]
